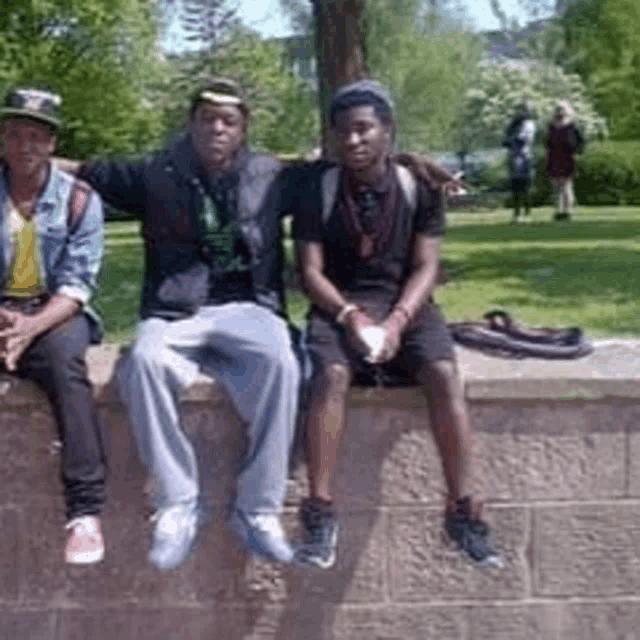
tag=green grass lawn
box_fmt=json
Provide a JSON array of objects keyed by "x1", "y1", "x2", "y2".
[{"x1": 96, "y1": 206, "x2": 640, "y2": 343}]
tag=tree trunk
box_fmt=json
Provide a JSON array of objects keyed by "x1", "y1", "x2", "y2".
[{"x1": 311, "y1": 0, "x2": 369, "y2": 155}]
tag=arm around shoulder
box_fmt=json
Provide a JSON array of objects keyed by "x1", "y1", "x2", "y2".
[
  {"x1": 78, "y1": 157, "x2": 147, "y2": 217},
  {"x1": 56, "y1": 188, "x2": 104, "y2": 306}
]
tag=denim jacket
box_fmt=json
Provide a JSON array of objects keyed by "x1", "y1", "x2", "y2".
[{"x1": 0, "y1": 164, "x2": 104, "y2": 342}]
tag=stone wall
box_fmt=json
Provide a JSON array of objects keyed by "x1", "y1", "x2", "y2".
[{"x1": 1, "y1": 342, "x2": 639, "y2": 640}]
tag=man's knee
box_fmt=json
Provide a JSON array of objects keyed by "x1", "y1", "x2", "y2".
[
  {"x1": 313, "y1": 363, "x2": 352, "y2": 400},
  {"x1": 32, "y1": 327, "x2": 87, "y2": 379},
  {"x1": 128, "y1": 331, "x2": 165, "y2": 370},
  {"x1": 419, "y1": 359, "x2": 463, "y2": 399}
]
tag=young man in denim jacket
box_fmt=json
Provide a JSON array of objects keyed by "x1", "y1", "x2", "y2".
[{"x1": 0, "y1": 88, "x2": 106, "y2": 564}]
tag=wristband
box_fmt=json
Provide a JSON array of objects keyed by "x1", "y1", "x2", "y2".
[{"x1": 336, "y1": 303, "x2": 359, "y2": 325}]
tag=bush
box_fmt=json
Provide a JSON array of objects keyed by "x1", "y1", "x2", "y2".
[
  {"x1": 531, "y1": 140, "x2": 640, "y2": 206},
  {"x1": 575, "y1": 141, "x2": 640, "y2": 205}
]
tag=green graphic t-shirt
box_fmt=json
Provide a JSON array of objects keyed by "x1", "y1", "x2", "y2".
[{"x1": 198, "y1": 172, "x2": 254, "y2": 304}]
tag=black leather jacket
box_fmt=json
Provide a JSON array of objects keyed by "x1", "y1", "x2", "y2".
[{"x1": 81, "y1": 136, "x2": 298, "y2": 320}]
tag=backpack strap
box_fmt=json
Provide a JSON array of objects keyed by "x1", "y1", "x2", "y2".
[
  {"x1": 321, "y1": 162, "x2": 418, "y2": 226},
  {"x1": 67, "y1": 179, "x2": 92, "y2": 229},
  {"x1": 321, "y1": 166, "x2": 340, "y2": 225}
]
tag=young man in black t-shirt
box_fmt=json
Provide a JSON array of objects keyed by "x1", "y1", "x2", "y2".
[{"x1": 294, "y1": 80, "x2": 502, "y2": 570}]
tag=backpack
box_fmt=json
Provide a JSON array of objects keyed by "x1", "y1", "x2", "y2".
[{"x1": 320, "y1": 163, "x2": 417, "y2": 225}]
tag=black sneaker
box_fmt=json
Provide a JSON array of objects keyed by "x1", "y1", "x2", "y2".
[
  {"x1": 294, "y1": 498, "x2": 339, "y2": 569},
  {"x1": 445, "y1": 497, "x2": 504, "y2": 568}
]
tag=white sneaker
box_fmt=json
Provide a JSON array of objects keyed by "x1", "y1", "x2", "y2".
[
  {"x1": 149, "y1": 503, "x2": 200, "y2": 570},
  {"x1": 228, "y1": 509, "x2": 294, "y2": 564},
  {"x1": 65, "y1": 515, "x2": 105, "y2": 564}
]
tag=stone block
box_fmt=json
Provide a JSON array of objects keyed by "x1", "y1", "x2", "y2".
[
  {"x1": 21, "y1": 499, "x2": 66, "y2": 606},
  {"x1": 470, "y1": 402, "x2": 626, "y2": 502},
  {"x1": 389, "y1": 506, "x2": 528, "y2": 602},
  {"x1": 182, "y1": 510, "x2": 248, "y2": 603},
  {"x1": 57, "y1": 608, "x2": 134, "y2": 640},
  {"x1": 132, "y1": 607, "x2": 219, "y2": 640},
  {"x1": 0, "y1": 408, "x2": 61, "y2": 500},
  {"x1": 0, "y1": 507, "x2": 21, "y2": 605},
  {"x1": 0, "y1": 609, "x2": 54, "y2": 640},
  {"x1": 182, "y1": 404, "x2": 248, "y2": 509},
  {"x1": 534, "y1": 503, "x2": 640, "y2": 597},
  {"x1": 631, "y1": 434, "x2": 640, "y2": 497},
  {"x1": 101, "y1": 408, "x2": 146, "y2": 506},
  {"x1": 466, "y1": 603, "x2": 561, "y2": 640},
  {"x1": 626, "y1": 407, "x2": 640, "y2": 496},
  {"x1": 561, "y1": 600, "x2": 640, "y2": 640},
  {"x1": 331, "y1": 605, "x2": 465, "y2": 640},
  {"x1": 335, "y1": 407, "x2": 444, "y2": 508},
  {"x1": 243, "y1": 604, "x2": 334, "y2": 640}
]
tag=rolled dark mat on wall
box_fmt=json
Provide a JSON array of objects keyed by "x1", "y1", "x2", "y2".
[{"x1": 448, "y1": 309, "x2": 594, "y2": 359}]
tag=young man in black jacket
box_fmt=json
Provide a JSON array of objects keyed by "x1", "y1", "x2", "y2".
[{"x1": 79, "y1": 79, "x2": 302, "y2": 570}]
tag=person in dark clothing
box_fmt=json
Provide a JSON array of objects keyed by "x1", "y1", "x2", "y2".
[
  {"x1": 78, "y1": 79, "x2": 302, "y2": 570},
  {"x1": 545, "y1": 100, "x2": 584, "y2": 221},
  {"x1": 504, "y1": 102, "x2": 536, "y2": 222},
  {"x1": 293, "y1": 80, "x2": 503, "y2": 570},
  {"x1": 0, "y1": 88, "x2": 106, "y2": 564}
]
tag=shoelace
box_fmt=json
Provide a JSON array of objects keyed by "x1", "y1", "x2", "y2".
[{"x1": 303, "y1": 504, "x2": 334, "y2": 544}]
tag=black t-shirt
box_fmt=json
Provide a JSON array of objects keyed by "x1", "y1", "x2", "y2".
[{"x1": 294, "y1": 164, "x2": 445, "y2": 301}]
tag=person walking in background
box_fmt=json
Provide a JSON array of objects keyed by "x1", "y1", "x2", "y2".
[
  {"x1": 503, "y1": 102, "x2": 536, "y2": 222},
  {"x1": 545, "y1": 100, "x2": 584, "y2": 221},
  {"x1": 0, "y1": 88, "x2": 106, "y2": 564}
]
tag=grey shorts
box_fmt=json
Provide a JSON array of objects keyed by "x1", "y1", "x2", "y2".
[{"x1": 305, "y1": 297, "x2": 455, "y2": 385}]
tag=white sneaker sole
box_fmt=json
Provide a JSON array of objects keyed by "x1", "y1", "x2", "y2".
[{"x1": 65, "y1": 547, "x2": 105, "y2": 564}]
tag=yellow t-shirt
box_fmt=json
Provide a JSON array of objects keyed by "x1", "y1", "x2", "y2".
[{"x1": 4, "y1": 198, "x2": 45, "y2": 297}]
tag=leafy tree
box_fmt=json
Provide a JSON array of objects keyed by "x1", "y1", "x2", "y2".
[
  {"x1": 0, "y1": 0, "x2": 168, "y2": 158},
  {"x1": 162, "y1": 27, "x2": 319, "y2": 154},
  {"x1": 558, "y1": 0, "x2": 640, "y2": 139},
  {"x1": 364, "y1": 0, "x2": 482, "y2": 151},
  {"x1": 179, "y1": 0, "x2": 240, "y2": 49},
  {"x1": 500, "y1": 0, "x2": 640, "y2": 140},
  {"x1": 278, "y1": 0, "x2": 481, "y2": 152}
]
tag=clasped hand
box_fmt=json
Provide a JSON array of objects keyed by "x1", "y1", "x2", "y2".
[
  {"x1": 0, "y1": 309, "x2": 39, "y2": 371},
  {"x1": 346, "y1": 309, "x2": 407, "y2": 364}
]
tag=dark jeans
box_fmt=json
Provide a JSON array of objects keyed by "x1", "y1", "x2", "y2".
[
  {"x1": 511, "y1": 177, "x2": 531, "y2": 218},
  {"x1": 17, "y1": 314, "x2": 107, "y2": 521}
]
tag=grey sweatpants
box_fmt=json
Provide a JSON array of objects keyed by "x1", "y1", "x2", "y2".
[{"x1": 117, "y1": 302, "x2": 300, "y2": 515}]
